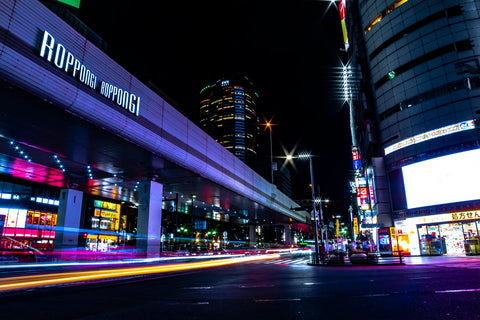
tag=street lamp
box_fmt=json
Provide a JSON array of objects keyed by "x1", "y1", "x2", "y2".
[
  {"x1": 261, "y1": 116, "x2": 276, "y2": 184},
  {"x1": 287, "y1": 153, "x2": 323, "y2": 264}
]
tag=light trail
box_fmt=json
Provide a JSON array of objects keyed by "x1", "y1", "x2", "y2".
[
  {"x1": 0, "y1": 254, "x2": 280, "y2": 292},
  {"x1": 435, "y1": 288, "x2": 480, "y2": 294}
]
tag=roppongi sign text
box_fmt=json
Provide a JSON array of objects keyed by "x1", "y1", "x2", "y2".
[{"x1": 39, "y1": 30, "x2": 140, "y2": 116}]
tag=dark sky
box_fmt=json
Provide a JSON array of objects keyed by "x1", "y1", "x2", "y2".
[{"x1": 78, "y1": 0, "x2": 352, "y2": 217}]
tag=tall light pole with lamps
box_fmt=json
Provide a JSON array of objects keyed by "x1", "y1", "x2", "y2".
[
  {"x1": 261, "y1": 116, "x2": 276, "y2": 184},
  {"x1": 286, "y1": 153, "x2": 323, "y2": 264}
]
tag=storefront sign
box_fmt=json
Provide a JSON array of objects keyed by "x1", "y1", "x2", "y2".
[
  {"x1": 451, "y1": 211, "x2": 480, "y2": 221},
  {"x1": 406, "y1": 211, "x2": 480, "y2": 225},
  {"x1": 369, "y1": 186, "x2": 375, "y2": 206},
  {"x1": 357, "y1": 187, "x2": 368, "y2": 200},
  {"x1": 94, "y1": 200, "x2": 119, "y2": 211},
  {"x1": 94, "y1": 210, "x2": 118, "y2": 220},
  {"x1": 352, "y1": 150, "x2": 361, "y2": 170},
  {"x1": 356, "y1": 177, "x2": 367, "y2": 188},
  {"x1": 86, "y1": 234, "x2": 118, "y2": 241},
  {"x1": 390, "y1": 227, "x2": 396, "y2": 237},
  {"x1": 360, "y1": 198, "x2": 370, "y2": 210},
  {"x1": 39, "y1": 30, "x2": 141, "y2": 116},
  {"x1": 353, "y1": 217, "x2": 359, "y2": 235},
  {"x1": 352, "y1": 150, "x2": 360, "y2": 161}
]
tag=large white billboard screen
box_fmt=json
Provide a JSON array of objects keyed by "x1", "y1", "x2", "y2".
[{"x1": 402, "y1": 148, "x2": 480, "y2": 209}]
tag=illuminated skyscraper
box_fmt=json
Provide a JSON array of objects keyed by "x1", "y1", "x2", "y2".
[{"x1": 200, "y1": 75, "x2": 260, "y2": 163}]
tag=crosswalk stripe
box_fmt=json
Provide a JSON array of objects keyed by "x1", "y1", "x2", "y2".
[
  {"x1": 244, "y1": 257, "x2": 309, "y2": 266},
  {"x1": 437, "y1": 263, "x2": 480, "y2": 269}
]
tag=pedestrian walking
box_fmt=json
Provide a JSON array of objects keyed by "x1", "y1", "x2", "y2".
[{"x1": 328, "y1": 241, "x2": 334, "y2": 254}]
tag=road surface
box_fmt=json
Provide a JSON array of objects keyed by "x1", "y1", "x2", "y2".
[{"x1": 0, "y1": 253, "x2": 479, "y2": 319}]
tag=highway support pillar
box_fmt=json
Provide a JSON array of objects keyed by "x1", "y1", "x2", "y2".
[
  {"x1": 138, "y1": 180, "x2": 163, "y2": 258},
  {"x1": 283, "y1": 224, "x2": 291, "y2": 247},
  {"x1": 249, "y1": 225, "x2": 257, "y2": 247},
  {"x1": 54, "y1": 189, "x2": 84, "y2": 252}
]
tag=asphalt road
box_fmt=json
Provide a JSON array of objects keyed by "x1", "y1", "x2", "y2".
[{"x1": 1, "y1": 253, "x2": 480, "y2": 320}]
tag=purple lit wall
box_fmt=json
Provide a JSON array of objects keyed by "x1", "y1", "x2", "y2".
[{"x1": 0, "y1": 0, "x2": 303, "y2": 221}]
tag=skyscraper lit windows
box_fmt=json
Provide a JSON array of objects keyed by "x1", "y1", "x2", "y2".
[{"x1": 200, "y1": 74, "x2": 259, "y2": 164}]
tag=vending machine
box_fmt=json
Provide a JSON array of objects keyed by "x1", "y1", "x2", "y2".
[
  {"x1": 378, "y1": 227, "x2": 398, "y2": 256},
  {"x1": 379, "y1": 227, "x2": 411, "y2": 256}
]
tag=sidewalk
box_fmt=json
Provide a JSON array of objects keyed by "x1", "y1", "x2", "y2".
[{"x1": 402, "y1": 254, "x2": 480, "y2": 265}]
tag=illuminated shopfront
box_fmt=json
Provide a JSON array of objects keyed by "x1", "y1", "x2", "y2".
[
  {"x1": 395, "y1": 211, "x2": 480, "y2": 256},
  {"x1": 0, "y1": 208, "x2": 57, "y2": 251},
  {"x1": 85, "y1": 200, "x2": 122, "y2": 252}
]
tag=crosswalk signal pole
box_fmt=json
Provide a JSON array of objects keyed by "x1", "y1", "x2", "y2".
[{"x1": 308, "y1": 156, "x2": 321, "y2": 265}]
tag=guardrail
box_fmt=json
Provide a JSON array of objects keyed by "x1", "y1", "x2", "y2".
[{"x1": 310, "y1": 250, "x2": 406, "y2": 266}]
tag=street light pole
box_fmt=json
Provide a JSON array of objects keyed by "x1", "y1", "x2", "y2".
[
  {"x1": 306, "y1": 155, "x2": 321, "y2": 264},
  {"x1": 268, "y1": 123, "x2": 274, "y2": 184},
  {"x1": 289, "y1": 153, "x2": 322, "y2": 264},
  {"x1": 261, "y1": 116, "x2": 276, "y2": 185}
]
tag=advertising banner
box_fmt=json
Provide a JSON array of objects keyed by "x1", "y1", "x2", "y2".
[{"x1": 339, "y1": 0, "x2": 349, "y2": 50}]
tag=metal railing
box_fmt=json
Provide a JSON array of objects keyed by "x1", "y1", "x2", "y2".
[{"x1": 310, "y1": 250, "x2": 405, "y2": 266}]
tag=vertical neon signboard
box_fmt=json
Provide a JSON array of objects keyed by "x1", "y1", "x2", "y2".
[
  {"x1": 339, "y1": 0, "x2": 349, "y2": 51},
  {"x1": 352, "y1": 149, "x2": 361, "y2": 170}
]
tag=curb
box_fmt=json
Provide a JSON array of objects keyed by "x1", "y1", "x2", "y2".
[{"x1": 307, "y1": 262, "x2": 406, "y2": 267}]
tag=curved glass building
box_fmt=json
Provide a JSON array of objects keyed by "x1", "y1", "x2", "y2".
[
  {"x1": 349, "y1": 0, "x2": 480, "y2": 255},
  {"x1": 364, "y1": 0, "x2": 479, "y2": 164},
  {"x1": 200, "y1": 75, "x2": 259, "y2": 164}
]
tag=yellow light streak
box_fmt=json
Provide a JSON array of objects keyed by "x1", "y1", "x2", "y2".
[{"x1": 0, "y1": 254, "x2": 280, "y2": 292}]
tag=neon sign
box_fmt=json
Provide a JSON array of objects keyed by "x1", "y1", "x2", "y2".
[
  {"x1": 352, "y1": 149, "x2": 361, "y2": 170},
  {"x1": 339, "y1": 0, "x2": 349, "y2": 51},
  {"x1": 384, "y1": 119, "x2": 475, "y2": 155},
  {"x1": 357, "y1": 187, "x2": 368, "y2": 200},
  {"x1": 39, "y1": 30, "x2": 141, "y2": 116}
]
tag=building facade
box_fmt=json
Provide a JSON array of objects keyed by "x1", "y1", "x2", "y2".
[
  {"x1": 347, "y1": 0, "x2": 480, "y2": 255},
  {"x1": 200, "y1": 75, "x2": 260, "y2": 164}
]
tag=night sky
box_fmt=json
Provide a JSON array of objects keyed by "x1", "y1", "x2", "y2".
[{"x1": 77, "y1": 0, "x2": 352, "y2": 217}]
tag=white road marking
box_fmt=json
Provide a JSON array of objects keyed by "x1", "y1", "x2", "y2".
[
  {"x1": 240, "y1": 284, "x2": 275, "y2": 288},
  {"x1": 255, "y1": 298, "x2": 301, "y2": 302},
  {"x1": 358, "y1": 293, "x2": 390, "y2": 297},
  {"x1": 436, "y1": 288, "x2": 480, "y2": 293}
]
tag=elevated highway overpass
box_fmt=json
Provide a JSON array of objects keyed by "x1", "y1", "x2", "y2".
[{"x1": 0, "y1": 1, "x2": 309, "y2": 255}]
